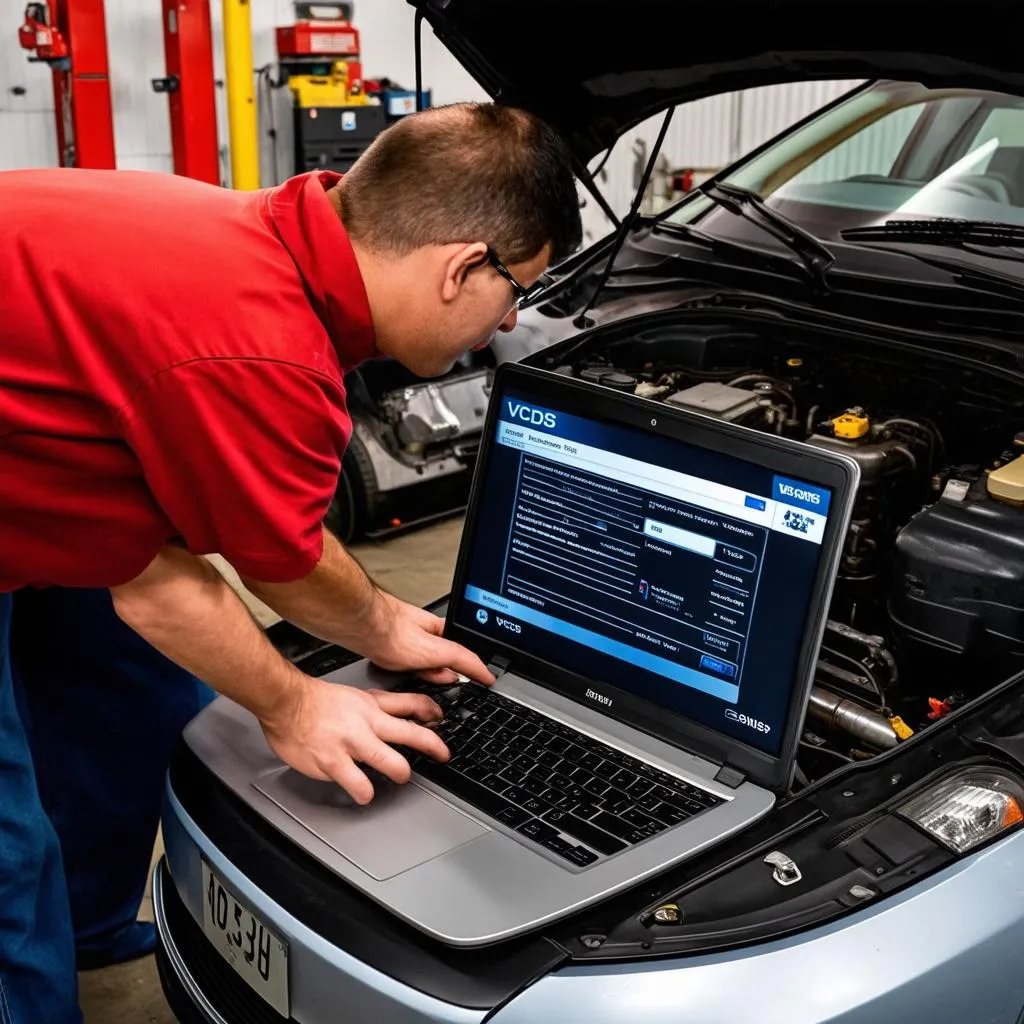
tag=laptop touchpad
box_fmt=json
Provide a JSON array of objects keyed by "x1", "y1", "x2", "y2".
[{"x1": 253, "y1": 767, "x2": 488, "y2": 881}]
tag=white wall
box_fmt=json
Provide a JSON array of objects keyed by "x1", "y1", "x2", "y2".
[
  {"x1": 0, "y1": 23, "x2": 60, "y2": 169},
  {"x1": 1, "y1": 1, "x2": 859, "y2": 233}
]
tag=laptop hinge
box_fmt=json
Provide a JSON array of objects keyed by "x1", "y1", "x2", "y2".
[
  {"x1": 487, "y1": 655, "x2": 512, "y2": 678},
  {"x1": 714, "y1": 764, "x2": 747, "y2": 789}
]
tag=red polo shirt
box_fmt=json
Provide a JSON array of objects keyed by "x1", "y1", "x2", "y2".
[{"x1": 0, "y1": 168, "x2": 375, "y2": 592}]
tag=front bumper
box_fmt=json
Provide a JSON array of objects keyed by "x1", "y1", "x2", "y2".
[
  {"x1": 157, "y1": 742, "x2": 1024, "y2": 1024},
  {"x1": 157, "y1": 781, "x2": 494, "y2": 1024}
]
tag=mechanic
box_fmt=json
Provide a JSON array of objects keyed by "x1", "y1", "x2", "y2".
[{"x1": 0, "y1": 101, "x2": 582, "y2": 1023}]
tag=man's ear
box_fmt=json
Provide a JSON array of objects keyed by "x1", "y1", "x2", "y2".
[{"x1": 440, "y1": 242, "x2": 489, "y2": 303}]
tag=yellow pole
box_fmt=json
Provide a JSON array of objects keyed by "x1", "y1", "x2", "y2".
[{"x1": 222, "y1": 0, "x2": 259, "y2": 189}]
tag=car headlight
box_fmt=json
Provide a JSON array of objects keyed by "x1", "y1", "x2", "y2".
[{"x1": 896, "y1": 768, "x2": 1024, "y2": 854}]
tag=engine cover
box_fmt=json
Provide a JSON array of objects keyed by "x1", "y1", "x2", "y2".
[{"x1": 664, "y1": 382, "x2": 766, "y2": 421}]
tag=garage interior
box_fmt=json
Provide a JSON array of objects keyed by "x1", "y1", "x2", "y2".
[{"x1": 10, "y1": 2, "x2": 1024, "y2": 1023}]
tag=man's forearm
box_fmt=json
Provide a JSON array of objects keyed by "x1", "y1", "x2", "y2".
[
  {"x1": 110, "y1": 546, "x2": 310, "y2": 729},
  {"x1": 241, "y1": 527, "x2": 391, "y2": 653},
  {"x1": 110, "y1": 544, "x2": 457, "y2": 803}
]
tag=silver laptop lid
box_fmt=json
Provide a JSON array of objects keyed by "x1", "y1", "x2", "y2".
[{"x1": 445, "y1": 363, "x2": 859, "y2": 791}]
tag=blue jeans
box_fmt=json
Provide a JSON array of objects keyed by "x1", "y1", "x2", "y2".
[
  {"x1": 0, "y1": 591, "x2": 80, "y2": 1023},
  {"x1": 1, "y1": 588, "x2": 214, "y2": 1021}
]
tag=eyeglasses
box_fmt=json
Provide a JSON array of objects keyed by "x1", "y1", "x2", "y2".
[{"x1": 484, "y1": 246, "x2": 546, "y2": 309}]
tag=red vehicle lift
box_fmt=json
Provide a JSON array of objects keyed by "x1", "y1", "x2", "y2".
[
  {"x1": 19, "y1": 0, "x2": 219, "y2": 184},
  {"x1": 19, "y1": 0, "x2": 116, "y2": 169},
  {"x1": 153, "y1": 0, "x2": 220, "y2": 185}
]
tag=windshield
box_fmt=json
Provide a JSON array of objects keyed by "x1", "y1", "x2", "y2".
[{"x1": 660, "y1": 81, "x2": 1024, "y2": 238}]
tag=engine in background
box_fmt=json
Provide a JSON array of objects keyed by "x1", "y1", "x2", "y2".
[
  {"x1": 328, "y1": 359, "x2": 493, "y2": 542},
  {"x1": 378, "y1": 370, "x2": 491, "y2": 458}
]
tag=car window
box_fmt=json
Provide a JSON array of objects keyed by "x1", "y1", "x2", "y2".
[
  {"x1": 898, "y1": 98, "x2": 986, "y2": 180},
  {"x1": 959, "y1": 106, "x2": 1024, "y2": 181},
  {"x1": 971, "y1": 107, "x2": 1024, "y2": 150},
  {"x1": 774, "y1": 104, "x2": 926, "y2": 190},
  {"x1": 659, "y1": 83, "x2": 1024, "y2": 237}
]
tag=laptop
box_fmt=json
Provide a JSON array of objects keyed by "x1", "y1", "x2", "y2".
[{"x1": 246, "y1": 361, "x2": 859, "y2": 946}]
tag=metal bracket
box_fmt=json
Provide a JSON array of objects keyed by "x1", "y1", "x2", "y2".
[
  {"x1": 28, "y1": 56, "x2": 71, "y2": 70},
  {"x1": 764, "y1": 850, "x2": 802, "y2": 886},
  {"x1": 151, "y1": 75, "x2": 179, "y2": 93}
]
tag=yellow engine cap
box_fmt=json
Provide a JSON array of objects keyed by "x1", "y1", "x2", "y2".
[
  {"x1": 987, "y1": 454, "x2": 1024, "y2": 504},
  {"x1": 831, "y1": 411, "x2": 870, "y2": 439},
  {"x1": 889, "y1": 715, "x2": 914, "y2": 740}
]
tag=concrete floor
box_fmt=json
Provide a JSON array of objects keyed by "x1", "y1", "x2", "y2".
[{"x1": 78, "y1": 516, "x2": 464, "y2": 1023}]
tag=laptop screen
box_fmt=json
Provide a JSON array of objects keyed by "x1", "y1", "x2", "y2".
[{"x1": 449, "y1": 374, "x2": 840, "y2": 760}]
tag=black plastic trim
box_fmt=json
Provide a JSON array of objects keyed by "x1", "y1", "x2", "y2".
[
  {"x1": 156, "y1": 946, "x2": 222, "y2": 1024},
  {"x1": 551, "y1": 665, "x2": 1024, "y2": 961},
  {"x1": 166, "y1": 743, "x2": 570, "y2": 1010}
]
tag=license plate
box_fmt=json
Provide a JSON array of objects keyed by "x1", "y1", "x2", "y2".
[{"x1": 201, "y1": 859, "x2": 290, "y2": 1017}]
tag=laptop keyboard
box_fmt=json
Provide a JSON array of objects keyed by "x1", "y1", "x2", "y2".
[{"x1": 395, "y1": 681, "x2": 724, "y2": 869}]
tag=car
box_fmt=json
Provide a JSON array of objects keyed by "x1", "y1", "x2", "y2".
[{"x1": 154, "y1": 4, "x2": 1024, "y2": 1022}]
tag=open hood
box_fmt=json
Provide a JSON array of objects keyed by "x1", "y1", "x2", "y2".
[{"x1": 409, "y1": 0, "x2": 1024, "y2": 164}]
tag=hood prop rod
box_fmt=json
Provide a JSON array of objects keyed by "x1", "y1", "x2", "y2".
[
  {"x1": 574, "y1": 106, "x2": 674, "y2": 330},
  {"x1": 414, "y1": 10, "x2": 425, "y2": 112}
]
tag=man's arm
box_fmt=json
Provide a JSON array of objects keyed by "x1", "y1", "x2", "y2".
[
  {"x1": 109, "y1": 545, "x2": 451, "y2": 804},
  {"x1": 240, "y1": 527, "x2": 495, "y2": 686}
]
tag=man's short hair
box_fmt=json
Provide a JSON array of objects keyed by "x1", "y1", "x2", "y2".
[{"x1": 337, "y1": 102, "x2": 583, "y2": 267}]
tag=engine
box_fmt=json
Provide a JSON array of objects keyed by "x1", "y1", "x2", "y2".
[
  {"x1": 665, "y1": 380, "x2": 937, "y2": 622},
  {"x1": 890, "y1": 452, "x2": 1024, "y2": 700},
  {"x1": 378, "y1": 369, "x2": 491, "y2": 456},
  {"x1": 551, "y1": 329, "x2": 1024, "y2": 779},
  {"x1": 327, "y1": 359, "x2": 493, "y2": 542}
]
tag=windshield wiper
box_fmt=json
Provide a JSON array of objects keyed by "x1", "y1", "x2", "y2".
[
  {"x1": 841, "y1": 218, "x2": 1024, "y2": 265},
  {"x1": 843, "y1": 218, "x2": 1024, "y2": 247},
  {"x1": 698, "y1": 181, "x2": 835, "y2": 294},
  {"x1": 840, "y1": 219, "x2": 1024, "y2": 301},
  {"x1": 656, "y1": 219, "x2": 833, "y2": 287}
]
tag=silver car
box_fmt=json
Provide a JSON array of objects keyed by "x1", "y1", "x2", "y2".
[{"x1": 155, "y1": 3, "x2": 1024, "y2": 1021}]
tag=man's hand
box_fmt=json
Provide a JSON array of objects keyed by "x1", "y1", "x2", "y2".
[
  {"x1": 261, "y1": 677, "x2": 449, "y2": 804},
  {"x1": 361, "y1": 592, "x2": 493, "y2": 685}
]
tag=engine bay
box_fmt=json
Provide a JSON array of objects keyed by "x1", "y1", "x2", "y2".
[{"x1": 540, "y1": 317, "x2": 1024, "y2": 786}]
